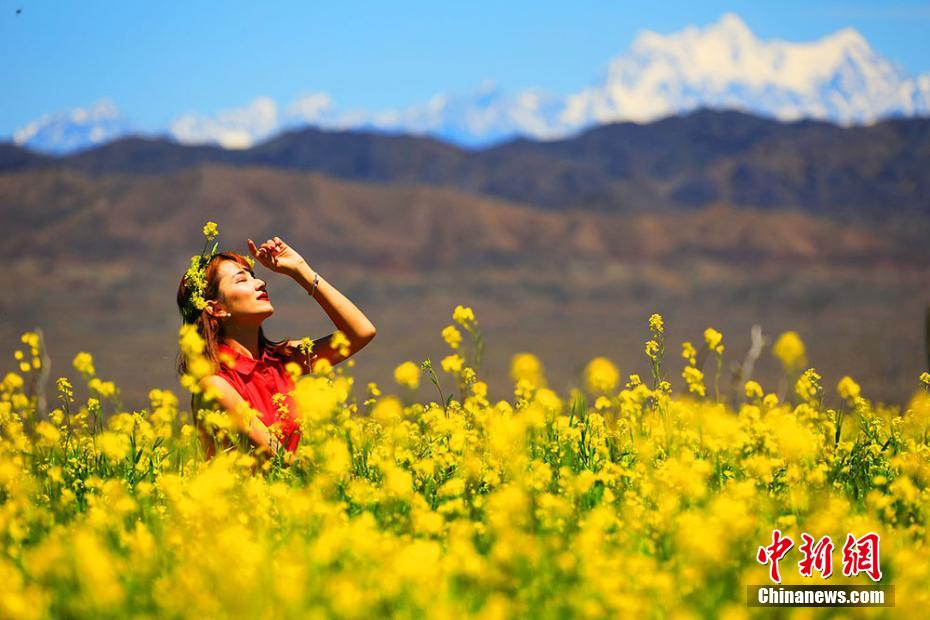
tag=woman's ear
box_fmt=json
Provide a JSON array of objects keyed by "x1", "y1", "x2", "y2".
[{"x1": 205, "y1": 300, "x2": 227, "y2": 319}]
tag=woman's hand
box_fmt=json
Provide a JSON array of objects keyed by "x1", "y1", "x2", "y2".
[{"x1": 247, "y1": 236, "x2": 308, "y2": 276}]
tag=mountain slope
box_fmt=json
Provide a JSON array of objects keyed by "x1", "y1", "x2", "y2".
[{"x1": 0, "y1": 164, "x2": 921, "y2": 269}]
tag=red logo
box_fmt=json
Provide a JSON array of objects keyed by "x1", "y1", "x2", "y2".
[
  {"x1": 842, "y1": 532, "x2": 882, "y2": 582},
  {"x1": 798, "y1": 533, "x2": 834, "y2": 578},
  {"x1": 756, "y1": 529, "x2": 794, "y2": 583},
  {"x1": 758, "y1": 531, "x2": 882, "y2": 583}
]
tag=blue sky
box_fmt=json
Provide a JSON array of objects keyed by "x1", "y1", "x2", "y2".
[{"x1": 3, "y1": 0, "x2": 930, "y2": 137}]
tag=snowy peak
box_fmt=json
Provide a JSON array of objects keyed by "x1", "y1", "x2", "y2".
[
  {"x1": 566, "y1": 12, "x2": 929, "y2": 127},
  {"x1": 363, "y1": 81, "x2": 567, "y2": 147},
  {"x1": 12, "y1": 99, "x2": 136, "y2": 155},
  {"x1": 619, "y1": 13, "x2": 880, "y2": 92}
]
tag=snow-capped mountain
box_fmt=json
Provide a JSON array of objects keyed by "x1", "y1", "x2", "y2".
[
  {"x1": 11, "y1": 12, "x2": 930, "y2": 154},
  {"x1": 559, "y1": 12, "x2": 930, "y2": 128},
  {"x1": 163, "y1": 82, "x2": 566, "y2": 149},
  {"x1": 363, "y1": 13, "x2": 930, "y2": 144},
  {"x1": 12, "y1": 100, "x2": 138, "y2": 155},
  {"x1": 354, "y1": 80, "x2": 569, "y2": 147},
  {"x1": 168, "y1": 97, "x2": 281, "y2": 150}
]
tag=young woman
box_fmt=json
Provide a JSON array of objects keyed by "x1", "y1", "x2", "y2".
[{"x1": 176, "y1": 235, "x2": 376, "y2": 463}]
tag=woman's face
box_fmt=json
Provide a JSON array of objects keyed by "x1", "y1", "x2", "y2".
[{"x1": 210, "y1": 260, "x2": 273, "y2": 325}]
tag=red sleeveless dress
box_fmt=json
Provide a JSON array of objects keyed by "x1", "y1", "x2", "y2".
[{"x1": 215, "y1": 342, "x2": 302, "y2": 453}]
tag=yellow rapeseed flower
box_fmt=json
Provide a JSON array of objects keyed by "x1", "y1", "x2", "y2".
[
  {"x1": 89, "y1": 378, "x2": 118, "y2": 399},
  {"x1": 744, "y1": 380, "x2": 764, "y2": 400},
  {"x1": 795, "y1": 368, "x2": 822, "y2": 403},
  {"x1": 73, "y1": 352, "x2": 96, "y2": 377},
  {"x1": 178, "y1": 324, "x2": 206, "y2": 358},
  {"x1": 330, "y1": 331, "x2": 351, "y2": 357},
  {"x1": 452, "y1": 305, "x2": 476, "y2": 327},
  {"x1": 772, "y1": 414, "x2": 818, "y2": 462},
  {"x1": 682, "y1": 366, "x2": 706, "y2": 397},
  {"x1": 297, "y1": 337, "x2": 315, "y2": 357},
  {"x1": 441, "y1": 354, "x2": 464, "y2": 374},
  {"x1": 21, "y1": 331, "x2": 40, "y2": 350},
  {"x1": 3, "y1": 372, "x2": 23, "y2": 393},
  {"x1": 837, "y1": 376, "x2": 861, "y2": 401},
  {"x1": 56, "y1": 377, "x2": 73, "y2": 402},
  {"x1": 96, "y1": 432, "x2": 131, "y2": 461},
  {"x1": 35, "y1": 421, "x2": 61, "y2": 447},
  {"x1": 285, "y1": 362, "x2": 302, "y2": 382},
  {"x1": 394, "y1": 361, "x2": 421, "y2": 390},
  {"x1": 773, "y1": 331, "x2": 807, "y2": 372},
  {"x1": 441, "y1": 325, "x2": 462, "y2": 349},
  {"x1": 703, "y1": 328, "x2": 724, "y2": 354},
  {"x1": 583, "y1": 357, "x2": 619, "y2": 394},
  {"x1": 202, "y1": 221, "x2": 219, "y2": 240},
  {"x1": 510, "y1": 353, "x2": 546, "y2": 388},
  {"x1": 311, "y1": 357, "x2": 333, "y2": 375},
  {"x1": 534, "y1": 388, "x2": 562, "y2": 413},
  {"x1": 648, "y1": 313, "x2": 664, "y2": 335}
]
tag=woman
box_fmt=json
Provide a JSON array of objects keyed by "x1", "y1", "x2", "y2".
[{"x1": 176, "y1": 234, "x2": 376, "y2": 463}]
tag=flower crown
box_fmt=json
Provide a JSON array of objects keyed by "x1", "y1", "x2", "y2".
[{"x1": 180, "y1": 221, "x2": 254, "y2": 324}]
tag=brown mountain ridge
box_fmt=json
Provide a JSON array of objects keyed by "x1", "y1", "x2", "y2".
[{"x1": 3, "y1": 108, "x2": 929, "y2": 216}]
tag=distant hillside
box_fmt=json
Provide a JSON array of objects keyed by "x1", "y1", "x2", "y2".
[
  {"x1": 0, "y1": 143, "x2": 55, "y2": 171},
  {"x1": 3, "y1": 109, "x2": 929, "y2": 215},
  {"x1": 2, "y1": 164, "x2": 926, "y2": 270}
]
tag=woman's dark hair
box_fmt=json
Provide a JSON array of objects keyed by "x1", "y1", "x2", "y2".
[{"x1": 175, "y1": 251, "x2": 291, "y2": 377}]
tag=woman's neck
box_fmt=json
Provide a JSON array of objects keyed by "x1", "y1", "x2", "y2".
[{"x1": 221, "y1": 323, "x2": 261, "y2": 359}]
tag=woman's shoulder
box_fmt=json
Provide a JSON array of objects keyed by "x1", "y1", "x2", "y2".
[
  {"x1": 194, "y1": 373, "x2": 247, "y2": 414},
  {"x1": 199, "y1": 372, "x2": 239, "y2": 394}
]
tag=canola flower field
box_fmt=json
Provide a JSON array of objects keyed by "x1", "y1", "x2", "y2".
[{"x1": 1, "y1": 307, "x2": 929, "y2": 619}]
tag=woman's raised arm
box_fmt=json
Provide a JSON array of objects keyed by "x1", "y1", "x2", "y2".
[{"x1": 249, "y1": 236, "x2": 376, "y2": 368}]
